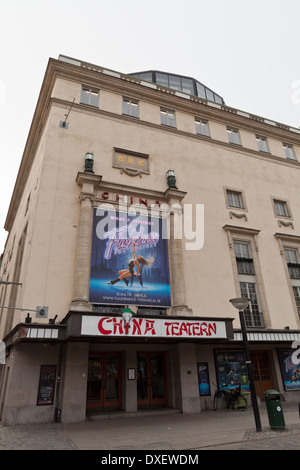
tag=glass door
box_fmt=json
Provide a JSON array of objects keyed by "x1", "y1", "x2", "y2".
[
  {"x1": 86, "y1": 352, "x2": 122, "y2": 411},
  {"x1": 137, "y1": 352, "x2": 167, "y2": 409}
]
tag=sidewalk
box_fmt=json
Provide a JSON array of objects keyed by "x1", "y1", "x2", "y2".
[{"x1": 0, "y1": 402, "x2": 299, "y2": 451}]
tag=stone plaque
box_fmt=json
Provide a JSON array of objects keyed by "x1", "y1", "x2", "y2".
[{"x1": 113, "y1": 147, "x2": 149, "y2": 176}]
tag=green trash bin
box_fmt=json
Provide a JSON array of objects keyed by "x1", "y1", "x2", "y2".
[{"x1": 264, "y1": 389, "x2": 285, "y2": 430}]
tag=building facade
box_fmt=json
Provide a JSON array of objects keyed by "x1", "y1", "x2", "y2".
[{"x1": 0, "y1": 55, "x2": 300, "y2": 425}]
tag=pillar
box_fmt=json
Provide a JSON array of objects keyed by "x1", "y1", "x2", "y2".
[
  {"x1": 165, "y1": 189, "x2": 192, "y2": 317},
  {"x1": 70, "y1": 172, "x2": 102, "y2": 312}
]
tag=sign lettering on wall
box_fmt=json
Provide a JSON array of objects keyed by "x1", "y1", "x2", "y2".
[{"x1": 81, "y1": 315, "x2": 228, "y2": 339}]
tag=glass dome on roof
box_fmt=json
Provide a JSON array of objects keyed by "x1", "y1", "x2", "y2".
[{"x1": 129, "y1": 70, "x2": 225, "y2": 105}]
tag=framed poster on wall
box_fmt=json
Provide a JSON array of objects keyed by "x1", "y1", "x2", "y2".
[
  {"x1": 89, "y1": 208, "x2": 171, "y2": 307},
  {"x1": 197, "y1": 362, "x2": 211, "y2": 396},
  {"x1": 214, "y1": 350, "x2": 249, "y2": 391},
  {"x1": 277, "y1": 350, "x2": 300, "y2": 391},
  {"x1": 37, "y1": 365, "x2": 57, "y2": 405}
]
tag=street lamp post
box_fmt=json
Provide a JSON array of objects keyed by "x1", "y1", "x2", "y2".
[{"x1": 229, "y1": 297, "x2": 262, "y2": 432}]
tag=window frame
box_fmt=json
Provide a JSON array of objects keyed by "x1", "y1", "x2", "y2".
[
  {"x1": 122, "y1": 97, "x2": 139, "y2": 118},
  {"x1": 272, "y1": 197, "x2": 292, "y2": 219},
  {"x1": 225, "y1": 189, "x2": 246, "y2": 210},
  {"x1": 195, "y1": 118, "x2": 210, "y2": 137},
  {"x1": 256, "y1": 135, "x2": 270, "y2": 153},
  {"x1": 224, "y1": 187, "x2": 247, "y2": 212},
  {"x1": 283, "y1": 143, "x2": 297, "y2": 161},
  {"x1": 232, "y1": 239, "x2": 264, "y2": 327},
  {"x1": 160, "y1": 108, "x2": 176, "y2": 128},
  {"x1": 227, "y1": 127, "x2": 241, "y2": 145},
  {"x1": 275, "y1": 233, "x2": 300, "y2": 320},
  {"x1": 80, "y1": 85, "x2": 99, "y2": 107},
  {"x1": 224, "y1": 225, "x2": 267, "y2": 328}
]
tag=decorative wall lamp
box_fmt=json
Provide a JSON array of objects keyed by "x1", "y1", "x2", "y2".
[
  {"x1": 84, "y1": 152, "x2": 94, "y2": 173},
  {"x1": 229, "y1": 297, "x2": 262, "y2": 432},
  {"x1": 166, "y1": 169, "x2": 177, "y2": 189}
]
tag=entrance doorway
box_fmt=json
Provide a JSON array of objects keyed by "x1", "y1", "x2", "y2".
[
  {"x1": 137, "y1": 352, "x2": 167, "y2": 409},
  {"x1": 86, "y1": 352, "x2": 122, "y2": 411},
  {"x1": 251, "y1": 351, "x2": 273, "y2": 400}
]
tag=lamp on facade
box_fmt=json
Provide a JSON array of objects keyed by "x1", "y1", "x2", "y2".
[
  {"x1": 84, "y1": 152, "x2": 94, "y2": 173},
  {"x1": 229, "y1": 297, "x2": 262, "y2": 432},
  {"x1": 166, "y1": 169, "x2": 177, "y2": 189}
]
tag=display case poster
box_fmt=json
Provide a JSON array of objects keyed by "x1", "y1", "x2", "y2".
[
  {"x1": 215, "y1": 351, "x2": 249, "y2": 391},
  {"x1": 89, "y1": 208, "x2": 171, "y2": 306},
  {"x1": 37, "y1": 365, "x2": 57, "y2": 405},
  {"x1": 197, "y1": 362, "x2": 210, "y2": 396},
  {"x1": 278, "y1": 350, "x2": 300, "y2": 391}
]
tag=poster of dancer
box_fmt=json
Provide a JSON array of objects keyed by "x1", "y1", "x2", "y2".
[{"x1": 89, "y1": 208, "x2": 171, "y2": 306}]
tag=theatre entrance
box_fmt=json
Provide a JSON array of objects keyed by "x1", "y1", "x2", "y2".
[
  {"x1": 137, "y1": 352, "x2": 167, "y2": 409},
  {"x1": 86, "y1": 352, "x2": 122, "y2": 411}
]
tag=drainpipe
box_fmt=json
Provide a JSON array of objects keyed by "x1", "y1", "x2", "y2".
[{"x1": 54, "y1": 342, "x2": 65, "y2": 422}]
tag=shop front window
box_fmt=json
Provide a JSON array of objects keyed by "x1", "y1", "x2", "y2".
[{"x1": 215, "y1": 351, "x2": 249, "y2": 391}]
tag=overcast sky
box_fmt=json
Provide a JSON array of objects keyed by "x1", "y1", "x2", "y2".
[{"x1": 0, "y1": 0, "x2": 300, "y2": 255}]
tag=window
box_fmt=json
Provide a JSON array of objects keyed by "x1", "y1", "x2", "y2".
[
  {"x1": 292, "y1": 287, "x2": 300, "y2": 315},
  {"x1": 233, "y1": 240, "x2": 264, "y2": 327},
  {"x1": 227, "y1": 127, "x2": 241, "y2": 145},
  {"x1": 122, "y1": 97, "x2": 139, "y2": 118},
  {"x1": 284, "y1": 248, "x2": 300, "y2": 279},
  {"x1": 240, "y1": 282, "x2": 262, "y2": 327},
  {"x1": 156, "y1": 73, "x2": 194, "y2": 95},
  {"x1": 256, "y1": 135, "x2": 269, "y2": 153},
  {"x1": 80, "y1": 86, "x2": 99, "y2": 107},
  {"x1": 283, "y1": 143, "x2": 297, "y2": 160},
  {"x1": 284, "y1": 247, "x2": 300, "y2": 316},
  {"x1": 226, "y1": 190, "x2": 245, "y2": 209},
  {"x1": 160, "y1": 108, "x2": 176, "y2": 127},
  {"x1": 273, "y1": 199, "x2": 290, "y2": 218},
  {"x1": 234, "y1": 241, "x2": 255, "y2": 275},
  {"x1": 195, "y1": 118, "x2": 210, "y2": 137}
]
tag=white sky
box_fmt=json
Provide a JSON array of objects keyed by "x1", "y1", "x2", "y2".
[{"x1": 0, "y1": 0, "x2": 300, "y2": 255}]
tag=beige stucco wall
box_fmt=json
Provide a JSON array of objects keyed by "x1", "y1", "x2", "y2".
[{"x1": 1, "y1": 72, "x2": 300, "y2": 337}]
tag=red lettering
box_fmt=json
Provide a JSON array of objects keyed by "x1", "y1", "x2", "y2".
[
  {"x1": 98, "y1": 317, "x2": 112, "y2": 335},
  {"x1": 132, "y1": 318, "x2": 143, "y2": 335},
  {"x1": 102, "y1": 191, "x2": 109, "y2": 200},
  {"x1": 139, "y1": 198, "x2": 148, "y2": 207},
  {"x1": 144, "y1": 320, "x2": 156, "y2": 335},
  {"x1": 181, "y1": 322, "x2": 194, "y2": 336},
  {"x1": 208, "y1": 323, "x2": 217, "y2": 336},
  {"x1": 164, "y1": 322, "x2": 172, "y2": 336},
  {"x1": 130, "y1": 196, "x2": 134, "y2": 204},
  {"x1": 192, "y1": 323, "x2": 201, "y2": 336},
  {"x1": 200, "y1": 322, "x2": 207, "y2": 336},
  {"x1": 179, "y1": 322, "x2": 189, "y2": 336},
  {"x1": 112, "y1": 318, "x2": 123, "y2": 335}
]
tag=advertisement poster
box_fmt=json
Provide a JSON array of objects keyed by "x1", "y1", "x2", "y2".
[
  {"x1": 89, "y1": 208, "x2": 171, "y2": 307},
  {"x1": 197, "y1": 363, "x2": 211, "y2": 396},
  {"x1": 277, "y1": 350, "x2": 300, "y2": 391},
  {"x1": 36, "y1": 365, "x2": 57, "y2": 405},
  {"x1": 215, "y1": 351, "x2": 249, "y2": 391}
]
